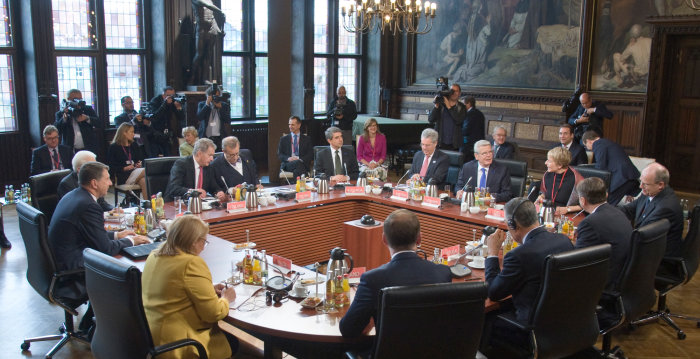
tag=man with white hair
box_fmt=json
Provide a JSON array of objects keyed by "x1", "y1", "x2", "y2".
[
  {"x1": 455, "y1": 140, "x2": 512, "y2": 202},
  {"x1": 57, "y1": 150, "x2": 113, "y2": 211},
  {"x1": 408, "y1": 128, "x2": 450, "y2": 186},
  {"x1": 164, "y1": 138, "x2": 226, "y2": 202},
  {"x1": 491, "y1": 125, "x2": 515, "y2": 159}
]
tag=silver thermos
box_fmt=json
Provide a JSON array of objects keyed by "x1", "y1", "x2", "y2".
[
  {"x1": 245, "y1": 184, "x2": 258, "y2": 208},
  {"x1": 425, "y1": 178, "x2": 438, "y2": 198},
  {"x1": 317, "y1": 173, "x2": 329, "y2": 194},
  {"x1": 540, "y1": 199, "x2": 555, "y2": 224},
  {"x1": 461, "y1": 186, "x2": 475, "y2": 207},
  {"x1": 187, "y1": 190, "x2": 203, "y2": 214},
  {"x1": 357, "y1": 172, "x2": 367, "y2": 188}
]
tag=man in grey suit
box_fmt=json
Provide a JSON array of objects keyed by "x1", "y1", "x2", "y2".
[{"x1": 408, "y1": 128, "x2": 449, "y2": 186}]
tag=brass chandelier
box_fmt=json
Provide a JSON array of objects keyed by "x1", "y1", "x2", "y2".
[{"x1": 340, "y1": 0, "x2": 437, "y2": 35}]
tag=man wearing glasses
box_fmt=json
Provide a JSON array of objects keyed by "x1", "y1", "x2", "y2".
[
  {"x1": 30, "y1": 125, "x2": 74, "y2": 175},
  {"x1": 455, "y1": 140, "x2": 512, "y2": 203},
  {"x1": 212, "y1": 136, "x2": 261, "y2": 192}
]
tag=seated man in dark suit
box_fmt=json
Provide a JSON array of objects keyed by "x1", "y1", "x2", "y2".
[
  {"x1": 583, "y1": 131, "x2": 640, "y2": 205},
  {"x1": 407, "y1": 128, "x2": 449, "y2": 186},
  {"x1": 30, "y1": 125, "x2": 74, "y2": 175},
  {"x1": 314, "y1": 126, "x2": 360, "y2": 184},
  {"x1": 164, "y1": 138, "x2": 226, "y2": 202},
  {"x1": 558, "y1": 123, "x2": 588, "y2": 166},
  {"x1": 491, "y1": 125, "x2": 515, "y2": 160},
  {"x1": 619, "y1": 163, "x2": 684, "y2": 257},
  {"x1": 57, "y1": 150, "x2": 113, "y2": 211},
  {"x1": 54, "y1": 88, "x2": 102, "y2": 154},
  {"x1": 212, "y1": 136, "x2": 260, "y2": 191},
  {"x1": 481, "y1": 198, "x2": 573, "y2": 354},
  {"x1": 48, "y1": 161, "x2": 149, "y2": 332},
  {"x1": 339, "y1": 209, "x2": 452, "y2": 337},
  {"x1": 455, "y1": 140, "x2": 512, "y2": 203},
  {"x1": 277, "y1": 115, "x2": 313, "y2": 178},
  {"x1": 575, "y1": 177, "x2": 632, "y2": 290}
]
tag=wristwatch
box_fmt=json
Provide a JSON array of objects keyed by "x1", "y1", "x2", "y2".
[{"x1": 566, "y1": 206, "x2": 570, "y2": 213}]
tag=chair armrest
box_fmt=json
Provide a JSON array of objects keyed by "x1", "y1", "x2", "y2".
[
  {"x1": 496, "y1": 312, "x2": 531, "y2": 331},
  {"x1": 48, "y1": 268, "x2": 87, "y2": 316},
  {"x1": 55, "y1": 268, "x2": 86, "y2": 278},
  {"x1": 345, "y1": 351, "x2": 362, "y2": 359},
  {"x1": 151, "y1": 339, "x2": 208, "y2": 359}
]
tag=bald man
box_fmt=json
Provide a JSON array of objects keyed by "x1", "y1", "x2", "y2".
[{"x1": 567, "y1": 92, "x2": 613, "y2": 142}]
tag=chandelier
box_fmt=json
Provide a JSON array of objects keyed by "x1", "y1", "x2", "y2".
[
  {"x1": 686, "y1": 0, "x2": 700, "y2": 10},
  {"x1": 340, "y1": 0, "x2": 437, "y2": 35}
]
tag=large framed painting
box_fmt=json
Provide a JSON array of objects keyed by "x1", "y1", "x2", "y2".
[
  {"x1": 415, "y1": 0, "x2": 584, "y2": 90},
  {"x1": 589, "y1": 0, "x2": 695, "y2": 93}
]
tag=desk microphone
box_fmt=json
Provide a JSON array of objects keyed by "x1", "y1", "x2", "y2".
[
  {"x1": 396, "y1": 169, "x2": 411, "y2": 187},
  {"x1": 220, "y1": 176, "x2": 230, "y2": 192},
  {"x1": 460, "y1": 176, "x2": 473, "y2": 192},
  {"x1": 526, "y1": 184, "x2": 538, "y2": 199},
  {"x1": 282, "y1": 172, "x2": 292, "y2": 186},
  {"x1": 343, "y1": 163, "x2": 349, "y2": 180}
]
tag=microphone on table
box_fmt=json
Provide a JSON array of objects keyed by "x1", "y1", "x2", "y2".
[
  {"x1": 343, "y1": 163, "x2": 349, "y2": 181},
  {"x1": 526, "y1": 184, "x2": 538, "y2": 200},
  {"x1": 396, "y1": 169, "x2": 411, "y2": 187},
  {"x1": 460, "y1": 177, "x2": 473, "y2": 192}
]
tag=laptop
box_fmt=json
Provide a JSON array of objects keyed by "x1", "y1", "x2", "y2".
[{"x1": 121, "y1": 242, "x2": 160, "y2": 260}]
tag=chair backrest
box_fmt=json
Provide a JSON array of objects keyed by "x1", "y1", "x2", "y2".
[
  {"x1": 682, "y1": 205, "x2": 700, "y2": 283},
  {"x1": 442, "y1": 149, "x2": 464, "y2": 191},
  {"x1": 144, "y1": 156, "x2": 179, "y2": 198},
  {"x1": 494, "y1": 158, "x2": 528, "y2": 197},
  {"x1": 83, "y1": 248, "x2": 155, "y2": 358},
  {"x1": 371, "y1": 282, "x2": 487, "y2": 358},
  {"x1": 617, "y1": 219, "x2": 670, "y2": 321},
  {"x1": 529, "y1": 244, "x2": 611, "y2": 358},
  {"x1": 29, "y1": 169, "x2": 71, "y2": 222},
  {"x1": 16, "y1": 202, "x2": 57, "y2": 303},
  {"x1": 573, "y1": 166, "x2": 612, "y2": 192}
]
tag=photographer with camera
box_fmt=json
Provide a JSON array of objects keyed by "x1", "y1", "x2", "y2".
[
  {"x1": 326, "y1": 86, "x2": 357, "y2": 145},
  {"x1": 54, "y1": 89, "x2": 101, "y2": 154},
  {"x1": 428, "y1": 78, "x2": 466, "y2": 152},
  {"x1": 149, "y1": 86, "x2": 185, "y2": 156},
  {"x1": 196, "y1": 83, "x2": 231, "y2": 151},
  {"x1": 115, "y1": 96, "x2": 157, "y2": 158},
  {"x1": 567, "y1": 92, "x2": 613, "y2": 144}
]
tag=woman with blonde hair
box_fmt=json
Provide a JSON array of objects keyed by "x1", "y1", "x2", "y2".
[
  {"x1": 107, "y1": 122, "x2": 147, "y2": 197},
  {"x1": 537, "y1": 146, "x2": 584, "y2": 215},
  {"x1": 179, "y1": 126, "x2": 199, "y2": 156},
  {"x1": 142, "y1": 215, "x2": 239, "y2": 358},
  {"x1": 356, "y1": 117, "x2": 388, "y2": 181}
]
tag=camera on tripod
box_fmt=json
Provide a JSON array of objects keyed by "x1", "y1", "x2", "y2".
[
  {"x1": 433, "y1": 76, "x2": 452, "y2": 105},
  {"x1": 63, "y1": 99, "x2": 86, "y2": 117}
]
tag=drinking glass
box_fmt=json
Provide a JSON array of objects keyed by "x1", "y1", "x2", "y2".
[{"x1": 173, "y1": 196, "x2": 182, "y2": 214}]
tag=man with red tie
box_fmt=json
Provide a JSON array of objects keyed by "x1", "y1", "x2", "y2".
[
  {"x1": 30, "y1": 125, "x2": 74, "y2": 176},
  {"x1": 408, "y1": 128, "x2": 450, "y2": 186},
  {"x1": 164, "y1": 138, "x2": 225, "y2": 202}
]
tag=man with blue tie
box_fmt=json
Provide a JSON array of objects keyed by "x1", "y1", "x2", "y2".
[
  {"x1": 30, "y1": 125, "x2": 74, "y2": 175},
  {"x1": 277, "y1": 116, "x2": 313, "y2": 178},
  {"x1": 455, "y1": 140, "x2": 513, "y2": 202}
]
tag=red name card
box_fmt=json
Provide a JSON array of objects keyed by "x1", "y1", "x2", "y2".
[
  {"x1": 421, "y1": 196, "x2": 441, "y2": 208},
  {"x1": 226, "y1": 201, "x2": 246, "y2": 213},
  {"x1": 441, "y1": 245, "x2": 461, "y2": 257},
  {"x1": 345, "y1": 186, "x2": 365, "y2": 195},
  {"x1": 272, "y1": 254, "x2": 292, "y2": 271},
  {"x1": 347, "y1": 267, "x2": 366, "y2": 279},
  {"x1": 487, "y1": 207, "x2": 505, "y2": 218},
  {"x1": 295, "y1": 191, "x2": 311, "y2": 202},
  {"x1": 390, "y1": 189, "x2": 409, "y2": 201}
]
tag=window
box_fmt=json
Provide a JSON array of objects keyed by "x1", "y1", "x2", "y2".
[
  {"x1": 222, "y1": 0, "x2": 268, "y2": 121},
  {"x1": 313, "y1": 0, "x2": 361, "y2": 115},
  {"x1": 52, "y1": 0, "x2": 146, "y2": 124},
  {"x1": 0, "y1": 0, "x2": 17, "y2": 132}
]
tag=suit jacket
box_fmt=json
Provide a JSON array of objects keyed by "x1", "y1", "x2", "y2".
[
  {"x1": 462, "y1": 107, "x2": 485, "y2": 154},
  {"x1": 492, "y1": 141, "x2": 515, "y2": 159},
  {"x1": 327, "y1": 98, "x2": 358, "y2": 130},
  {"x1": 114, "y1": 111, "x2": 157, "y2": 158},
  {"x1": 567, "y1": 101, "x2": 613, "y2": 139},
  {"x1": 408, "y1": 150, "x2": 450, "y2": 186},
  {"x1": 30, "y1": 144, "x2": 74, "y2": 175},
  {"x1": 564, "y1": 141, "x2": 589, "y2": 166},
  {"x1": 592, "y1": 138, "x2": 640, "y2": 193},
  {"x1": 211, "y1": 152, "x2": 259, "y2": 189},
  {"x1": 619, "y1": 187, "x2": 684, "y2": 257},
  {"x1": 428, "y1": 102, "x2": 467, "y2": 148},
  {"x1": 196, "y1": 101, "x2": 232, "y2": 138},
  {"x1": 164, "y1": 156, "x2": 223, "y2": 201},
  {"x1": 339, "y1": 251, "x2": 452, "y2": 337},
  {"x1": 314, "y1": 146, "x2": 360, "y2": 180},
  {"x1": 57, "y1": 171, "x2": 113, "y2": 211},
  {"x1": 575, "y1": 203, "x2": 633, "y2": 289},
  {"x1": 149, "y1": 94, "x2": 185, "y2": 133},
  {"x1": 107, "y1": 142, "x2": 145, "y2": 184},
  {"x1": 48, "y1": 187, "x2": 131, "y2": 301},
  {"x1": 485, "y1": 227, "x2": 574, "y2": 323},
  {"x1": 142, "y1": 252, "x2": 231, "y2": 359},
  {"x1": 455, "y1": 160, "x2": 513, "y2": 203},
  {"x1": 54, "y1": 106, "x2": 102, "y2": 153},
  {"x1": 277, "y1": 133, "x2": 313, "y2": 167}
]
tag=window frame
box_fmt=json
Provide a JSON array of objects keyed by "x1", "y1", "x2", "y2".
[{"x1": 0, "y1": 0, "x2": 19, "y2": 133}]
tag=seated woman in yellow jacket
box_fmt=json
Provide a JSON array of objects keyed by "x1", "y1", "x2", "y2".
[{"x1": 142, "y1": 215, "x2": 238, "y2": 358}]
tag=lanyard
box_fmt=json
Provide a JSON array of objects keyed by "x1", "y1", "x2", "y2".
[
  {"x1": 51, "y1": 148, "x2": 61, "y2": 169},
  {"x1": 121, "y1": 145, "x2": 132, "y2": 162},
  {"x1": 551, "y1": 168, "x2": 569, "y2": 203}
]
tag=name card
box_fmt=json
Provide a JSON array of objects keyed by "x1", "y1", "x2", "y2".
[
  {"x1": 421, "y1": 196, "x2": 441, "y2": 208},
  {"x1": 345, "y1": 186, "x2": 365, "y2": 195},
  {"x1": 440, "y1": 245, "x2": 461, "y2": 257},
  {"x1": 390, "y1": 189, "x2": 409, "y2": 201},
  {"x1": 226, "y1": 201, "x2": 246, "y2": 213},
  {"x1": 272, "y1": 254, "x2": 292, "y2": 271},
  {"x1": 347, "y1": 267, "x2": 366, "y2": 279},
  {"x1": 487, "y1": 207, "x2": 505, "y2": 218},
  {"x1": 295, "y1": 191, "x2": 311, "y2": 202}
]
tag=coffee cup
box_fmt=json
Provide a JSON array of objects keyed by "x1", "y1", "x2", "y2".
[
  {"x1": 258, "y1": 196, "x2": 268, "y2": 206},
  {"x1": 267, "y1": 195, "x2": 277, "y2": 205},
  {"x1": 471, "y1": 256, "x2": 485, "y2": 267},
  {"x1": 293, "y1": 284, "x2": 307, "y2": 297},
  {"x1": 365, "y1": 185, "x2": 372, "y2": 194}
]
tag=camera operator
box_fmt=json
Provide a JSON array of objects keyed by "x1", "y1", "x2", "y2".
[
  {"x1": 196, "y1": 83, "x2": 231, "y2": 151},
  {"x1": 326, "y1": 86, "x2": 357, "y2": 145},
  {"x1": 54, "y1": 89, "x2": 102, "y2": 154},
  {"x1": 115, "y1": 96, "x2": 157, "y2": 158},
  {"x1": 149, "y1": 86, "x2": 185, "y2": 156},
  {"x1": 428, "y1": 80, "x2": 466, "y2": 152}
]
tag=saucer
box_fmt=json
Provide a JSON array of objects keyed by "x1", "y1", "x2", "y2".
[
  {"x1": 467, "y1": 261, "x2": 485, "y2": 269},
  {"x1": 289, "y1": 289, "x2": 309, "y2": 299}
]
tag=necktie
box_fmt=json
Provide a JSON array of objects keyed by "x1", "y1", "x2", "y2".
[
  {"x1": 196, "y1": 167, "x2": 203, "y2": 189},
  {"x1": 419, "y1": 154, "x2": 430, "y2": 177},
  {"x1": 641, "y1": 198, "x2": 651, "y2": 218},
  {"x1": 334, "y1": 150, "x2": 343, "y2": 175},
  {"x1": 293, "y1": 134, "x2": 298, "y2": 156},
  {"x1": 479, "y1": 168, "x2": 487, "y2": 188},
  {"x1": 494, "y1": 145, "x2": 499, "y2": 155},
  {"x1": 51, "y1": 149, "x2": 60, "y2": 170}
]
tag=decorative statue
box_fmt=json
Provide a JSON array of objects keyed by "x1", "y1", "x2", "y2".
[{"x1": 191, "y1": 0, "x2": 226, "y2": 85}]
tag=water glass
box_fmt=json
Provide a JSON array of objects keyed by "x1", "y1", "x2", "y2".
[{"x1": 173, "y1": 196, "x2": 182, "y2": 214}]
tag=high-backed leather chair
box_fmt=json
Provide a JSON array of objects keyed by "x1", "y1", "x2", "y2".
[
  {"x1": 441, "y1": 149, "x2": 464, "y2": 192},
  {"x1": 598, "y1": 219, "x2": 670, "y2": 356},
  {"x1": 144, "y1": 156, "x2": 178, "y2": 198},
  {"x1": 29, "y1": 169, "x2": 71, "y2": 222},
  {"x1": 633, "y1": 206, "x2": 700, "y2": 339},
  {"x1": 83, "y1": 248, "x2": 208, "y2": 359},
  {"x1": 494, "y1": 244, "x2": 611, "y2": 358},
  {"x1": 573, "y1": 165, "x2": 612, "y2": 192},
  {"x1": 346, "y1": 282, "x2": 487, "y2": 359},
  {"x1": 494, "y1": 158, "x2": 528, "y2": 197},
  {"x1": 17, "y1": 202, "x2": 89, "y2": 357}
]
